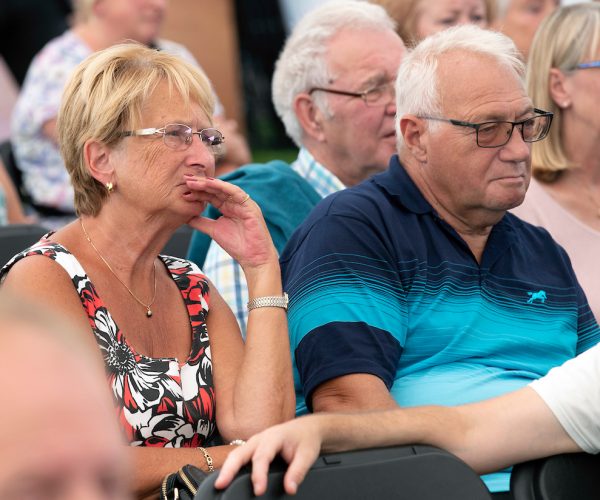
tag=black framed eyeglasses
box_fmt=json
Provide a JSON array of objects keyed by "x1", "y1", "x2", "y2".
[
  {"x1": 121, "y1": 123, "x2": 225, "y2": 151},
  {"x1": 572, "y1": 60, "x2": 600, "y2": 70},
  {"x1": 308, "y1": 81, "x2": 394, "y2": 107},
  {"x1": 418, "y1": 108, "x2": 554, "y2": 148}
]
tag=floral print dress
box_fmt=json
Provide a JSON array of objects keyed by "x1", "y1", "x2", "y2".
[{"x1": 0, "y1": 236, "x2": 217, "y2": 447}]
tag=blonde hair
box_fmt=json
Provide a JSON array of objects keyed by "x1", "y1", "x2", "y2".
[
  {"x1": 527, "y1": 3, "x2": 600, "y2": 182},
  {"x1": 57, "y1": 43, "x2": 214, "y2": 216},
  {"x1": 370, "y1": 0, "x2": 496, "y2": 47}
]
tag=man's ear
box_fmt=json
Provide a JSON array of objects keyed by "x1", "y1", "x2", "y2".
[
  {"x1": 400, "y1": 115, "x2": 428, "y2": 162},
  {"x1": 294, "y1": 93, "x2": 327, "y2": 142},
  {"x1": 83, "y1": 139, "x2": 115, "y2": 186},
  {"x1": 549, "y1": 68, "x2": 572, "y2": 109}
]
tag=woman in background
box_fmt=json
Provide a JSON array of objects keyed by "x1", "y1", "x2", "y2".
[
  {"x1": 370, "y1": 0, "x2": 493, "y2": 46},
  {"x1": 11, "y1": 0, "x2": 251, "y2": 228},
  {"x1": 512, "y1": 3, "x2": 600, "y2": 321}
]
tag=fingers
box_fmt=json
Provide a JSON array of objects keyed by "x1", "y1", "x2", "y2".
[
  {"x1": 184, "y1": 175, "x2": 253, "y2": 210},
  {"x1": 214, "y1": 443, "x2": 256, "y2": 490},
  {"x1": 187, "y1": 215, "x2": 215, "y2": 237},
  {"x1": 249, "y1": 443, "x2": 281, "y2": 496},
  {"x1": 282, "y1": 447, "x2": 320, "y2": 495}
]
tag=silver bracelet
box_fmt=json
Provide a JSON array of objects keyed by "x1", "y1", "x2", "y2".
[{"x1": 247, "y1": 292, "x2": 288, "y2": 311}]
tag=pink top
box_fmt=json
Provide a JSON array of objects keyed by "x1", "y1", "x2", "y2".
[{"x1": 512, "y1": 178, "x2": 600, "y2": 323}]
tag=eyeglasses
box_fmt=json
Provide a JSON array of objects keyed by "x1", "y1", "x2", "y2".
[
  {"x1": 572, "y1": 60, "x2": 600, "y2": 70},
  {"x1": 121, "y1": 124, "x2": 225, "y2": 151},
  {"x1": 308, "y1": 81, "x2": 394, "y2": 107},
  {"x1": 419, "y1": 108, "x2": 553, "y2": 148}
]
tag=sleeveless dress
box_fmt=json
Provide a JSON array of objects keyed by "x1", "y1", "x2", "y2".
[{"x1": 0, "y1": 234, "x2": 217, "y2": 447}]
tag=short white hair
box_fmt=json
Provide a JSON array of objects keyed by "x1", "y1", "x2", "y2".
[
  {"x1": 272, "y1": 0, "x2": 396, "y2": 147},
  {"x1": 395, "y1": 25, "x2": 525, "y2": 150}
]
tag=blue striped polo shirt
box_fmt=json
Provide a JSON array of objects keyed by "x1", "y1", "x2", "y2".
[{"x1": 280, "y1": 155, "x2": 600, "y2": 492}]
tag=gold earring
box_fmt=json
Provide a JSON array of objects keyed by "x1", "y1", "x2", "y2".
[{"x1": 106, "y1": 182, "x2": 114, "y2": 193}]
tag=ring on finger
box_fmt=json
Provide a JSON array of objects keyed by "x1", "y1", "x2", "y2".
[{"x1": 239, "y1": 193, "x2": 251, "y2": 205}]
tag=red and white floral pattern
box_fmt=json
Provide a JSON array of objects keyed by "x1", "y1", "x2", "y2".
[{"x1": 1, "y1": 235, "x2": 216, "y2": 447}]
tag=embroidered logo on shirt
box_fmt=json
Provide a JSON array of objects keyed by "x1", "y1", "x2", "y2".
[{"x1": 526, "y1": 290, "x2": 547, "y2": 304}]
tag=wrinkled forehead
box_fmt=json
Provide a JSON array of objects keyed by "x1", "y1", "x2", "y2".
[
  {"x1": 130, "y1": 78, "x2": 213, "y2": 129},
  {"x1": 325, "y1": 27, "x2": 404, "y2": 84},
  {"x1": 437, "y1": 50, "x2": 528, "y2": 114}
]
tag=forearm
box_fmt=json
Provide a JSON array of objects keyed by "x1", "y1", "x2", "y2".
[
  {"x1": 317, "y1": 388, "x2": 580, "y2": 475},
  {"x1": 228, "y1": 260, "x2": 295, "y2": 436},
  {"x1": 316, "y1": 406, "x2": 463, "y2": 456},
  {"x1": 130, "y1": 445, "x2": 233, "y2": 499},
  {"x1": 0, "y1": 162, "x2": 28, "y2": 223}
]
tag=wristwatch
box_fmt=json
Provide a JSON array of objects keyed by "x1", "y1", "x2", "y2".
[{"x1": 247, "y1": 292, "x2": 289, "y2": 311}]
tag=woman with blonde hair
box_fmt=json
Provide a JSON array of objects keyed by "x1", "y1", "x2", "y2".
[
  {"x1": 513, "y1": 3, "x2": 600, "y2": 320},
  {"x1": 370, "y1": 0, "x2": 494, "y2": 46},
  {"x1": 1, "y1": 43, "x2": 294, "y2": 498}
]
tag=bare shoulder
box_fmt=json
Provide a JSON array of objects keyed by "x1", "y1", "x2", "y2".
[{"x1": 2, "y1": 254, "x2": 91, "y2": 333}]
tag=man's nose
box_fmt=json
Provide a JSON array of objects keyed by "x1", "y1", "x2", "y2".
[{"x1": 499, "y1": 125, "x2": 531, "y2": 161}]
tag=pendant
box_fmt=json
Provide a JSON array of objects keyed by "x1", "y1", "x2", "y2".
[{"x1": 146, "y1": 309, "x2": 153, "y2": 318}]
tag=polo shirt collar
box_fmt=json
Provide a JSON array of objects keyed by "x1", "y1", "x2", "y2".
[
  {"x1": 374, "y1": 154, "x2": 518, "y2": 267},
  {"x1": 374, "y1": 155, "x2": 433, "y2": 215}
]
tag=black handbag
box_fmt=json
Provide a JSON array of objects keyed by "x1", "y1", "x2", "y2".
[{"x1": 160, "y1": 464, "x2": 209, "y2": 500}]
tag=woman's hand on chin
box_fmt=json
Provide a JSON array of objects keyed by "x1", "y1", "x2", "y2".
[{"x1": 184, "y1": 175, "x2": 277, "y2": 268}]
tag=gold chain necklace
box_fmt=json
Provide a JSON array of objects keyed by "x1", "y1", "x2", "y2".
[{"x1": 80, "y1": 219, "x2": 157, "y2": 318}]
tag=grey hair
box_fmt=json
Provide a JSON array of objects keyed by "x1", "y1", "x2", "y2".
[
  {"x1": 395, "y1": 25, "x2": 525, "y2": 150},
  {"x1": 271, "y1": 0, "x2": 396, "y2": 147}
]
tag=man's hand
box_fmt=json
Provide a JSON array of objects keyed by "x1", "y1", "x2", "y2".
[{"x1": 214, "y1": 416, "x2": 325, "y2": 496}]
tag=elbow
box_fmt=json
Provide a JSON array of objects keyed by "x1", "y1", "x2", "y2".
[{"x1": 218, "y1": 400, "x2": 296, "y2": 442}]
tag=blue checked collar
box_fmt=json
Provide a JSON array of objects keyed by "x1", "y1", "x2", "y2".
[{"x1": 290, "y1": 148, "x2": 346, "y2": 199}]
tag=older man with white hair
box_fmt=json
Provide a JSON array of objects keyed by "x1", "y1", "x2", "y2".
[
  {"x1": 280, "y1": 25, "x2": 600, "y2": 496},
  {"x1": 187, "y1": 1, "x2": 405, "y2": 336}
]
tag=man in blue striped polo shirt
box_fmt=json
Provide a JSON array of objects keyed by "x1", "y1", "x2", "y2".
[{"x1": 281, "y1": 25, "x2": 600, "y2": 496}]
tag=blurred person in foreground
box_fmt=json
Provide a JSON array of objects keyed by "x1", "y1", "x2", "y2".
[
  {"x1": 0, "y1": 292, "x2": 129, "y2": 500},
  {"x1": 11, "y1": 0, "x2": 251, "y2": 228},
  {"x1": 280, "y1": 24, "x2": 600, "y2": 495},
  {"x1": 1, "y1": 43, "x2": 294, "y2": 498},
  {"x1": 491, "y1": 0, "x2": 558, "y2": 59},
  {"x1": 215, "y1": 339, "x2": 600, "y2": 497},
  {"x1": 188, "y1": 1, "x2": 405, "y2": 336},
  {"x1": 512, "y1": 3, "x2": 600, "y2": 321},
  {"x1": 370, "y1": 0, "x2": 494, "y2": 47}
]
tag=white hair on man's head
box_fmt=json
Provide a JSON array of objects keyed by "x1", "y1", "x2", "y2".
[
  {"x1": 394, "y1": 25, "x2": 525, "y2": 151},
  {"x1": 271, "y1": 0, "x2": 396, "y2": 147}
]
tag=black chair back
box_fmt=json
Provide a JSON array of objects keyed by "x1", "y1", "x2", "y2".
[
  {"x1": 195, "y1": 445, "x2": 492, "y2": 499},
  {"x1": 511, "y1": 453, "x2": 600, "y2": 500},
  {"x1": 161, "y1": 225, "x2": 194, "y2": 260},
  {"x1": 0, "y1": 224, "x2": 48, "y2": 267}
]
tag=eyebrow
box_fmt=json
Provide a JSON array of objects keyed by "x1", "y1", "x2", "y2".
[{"x1": 475, "y1": 106, "x2": 535, "y2": 122}]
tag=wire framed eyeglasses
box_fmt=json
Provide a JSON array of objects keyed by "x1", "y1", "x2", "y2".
[
  {"x1": 121, "y1": 124, "x2": 225, "y2": 151},
  {"x1": 308, "y1": 81, "x2": 394, "y2": 107}
]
